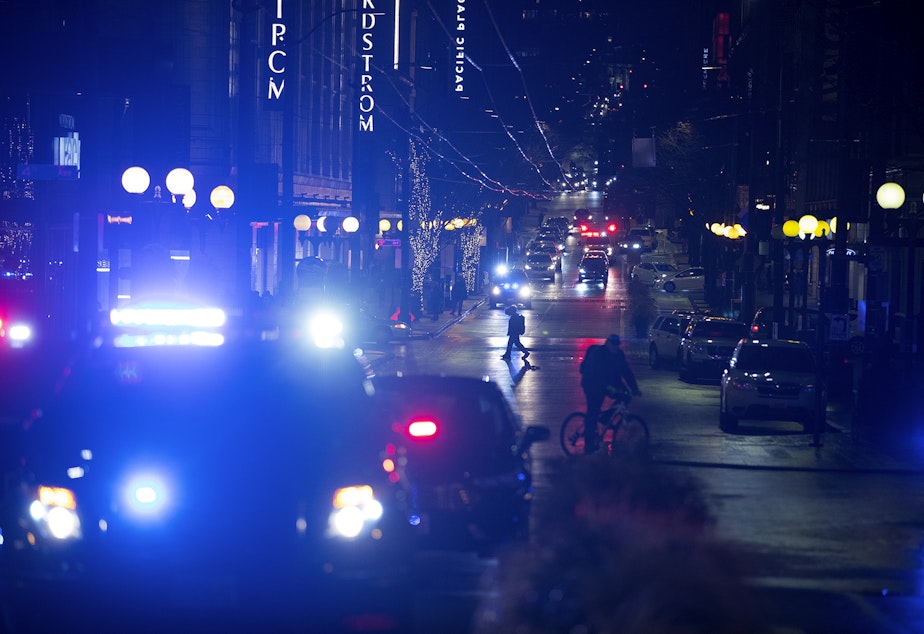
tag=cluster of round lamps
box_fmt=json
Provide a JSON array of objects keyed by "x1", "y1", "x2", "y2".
[{"x1": 121, "y1": 166, "x2": 234, "y2": 212}]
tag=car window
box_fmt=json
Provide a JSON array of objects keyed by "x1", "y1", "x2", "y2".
[
  {"x1": 736, "y1": 346, "x2": 816, "y2": 372},
  {"x1": 691, "y1": 322, "x2": 748, "y2": 339}
]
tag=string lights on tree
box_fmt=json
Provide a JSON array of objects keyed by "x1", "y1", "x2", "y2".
[{"x1": 407, "y1": 138, "x2": 443, "y2": 297}]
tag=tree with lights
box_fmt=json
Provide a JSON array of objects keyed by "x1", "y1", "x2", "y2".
[{"x1": 407, "y1": 138, "x2": 443, "y2": 305}]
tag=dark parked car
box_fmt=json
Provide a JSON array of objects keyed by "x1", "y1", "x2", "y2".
[
  {"x1": 750, "y1": 306, "x2": 866, "y2": 357},
  {"x1": 0, "y1": 300, "x2": 432, "y2": 632},
  {"x1": 647, "y1": 310, "x2": 707, "y2": 369},
  {"x1": 678, "y1": 315, "x2": 749, "y2": 381},
  {"x1": 371, "y1": 375, "x2": 550, "y2": 554},
  {"x1": 490, "y1": 268, "x2": 533, "y2": 309}
]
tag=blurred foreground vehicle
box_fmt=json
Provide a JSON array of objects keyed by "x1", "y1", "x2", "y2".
[
  {"x1": 372, "y1": 375, "x2": 550, "y2": 555},
  {"x1": 0, "y1": 299, "x2": 429, "y2": 633}
]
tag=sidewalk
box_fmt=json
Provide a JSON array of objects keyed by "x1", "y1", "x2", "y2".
[{"x1": 409, "y1": 292, "x2": 488, "y2": 339}]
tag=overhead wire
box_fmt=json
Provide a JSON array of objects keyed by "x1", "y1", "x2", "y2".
[
  {"x1": 423, "y1": 0, "x2": 559, "y2": 191},
  {"x1": 302, "y1": 20, "x2": 550, "y2": 198},
  {"x1": 478, "y1": 0, "x2": 570, "y2": 185}
]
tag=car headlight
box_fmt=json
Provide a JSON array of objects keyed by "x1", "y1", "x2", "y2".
[
  {"x1": 29, "y1": 486, "x2": 81, "y2": 540},
  {"x1": 308, "y1": 312, "x2": 345, "y2": 348},
  {"x1": 123, "y1": 473, "x2": 172, "y2": 518},
  {"x1": 7, "y1": 323, "x2": 32, "y2": 345},
  {"x1": 328, "y1": 485, "x2": 383, "y2": 539},
  {"x1": 492, "y1": 286, "x2": 501, "y2": 296},
  {"x1": 518, "y1": 286, "x2": 532, "y2": 298}
]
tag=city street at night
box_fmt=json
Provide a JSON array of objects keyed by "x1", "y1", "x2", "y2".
[{"x1": 3, "y1": 1, "x2": 924, "y2": 632}]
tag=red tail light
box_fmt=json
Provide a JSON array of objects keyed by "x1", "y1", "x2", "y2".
[
  {"x1": 407, "y1": 419, "x2": 438, "y2": 439},
  {"x1": 607, "y1": 223, "x2": 617, "y2": 233},
  {"x1": 579, "y1": 224, "x2": 588, "y2": 233}
]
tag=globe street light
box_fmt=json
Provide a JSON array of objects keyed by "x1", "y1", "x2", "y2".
[
  {"x1": 165, "y1": 168, "x2": 194, "y2": 203},
  {"x1": 121, "y1": 166, "x2": 150, "y2": 195},
  {"x1": 209, "y1": 185, "x2": 235, "y2": 212},
  {"x1": 118, "y1": 166, "x2": 235, "y2": 299},
  {"x1": 875, "y1": 181, "x2": 919, "y2": 355}
]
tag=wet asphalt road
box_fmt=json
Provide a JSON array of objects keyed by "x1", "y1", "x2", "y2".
[{"x1": 369, "y1": 222, "x2": 924, "y2": 633}]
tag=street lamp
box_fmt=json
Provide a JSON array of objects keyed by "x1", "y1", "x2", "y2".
[
  {"x1": 117, "y1": 166, "x2": 235, "y2": 304},
  {"x1": 165, "y1": 168, "x2": 194, "y2": 203},
  {"x1": 772, "y1": 213, "x2": 837, "y2": 322},
  {"x1": 707, "y1": 222, "x2": 747, "y2": 316},
  {"x1": 874, "y1": 181, "x2": 920, "y2": 355},
  {"x1": 771, "y1": 213, "x2": 842, "y2": 446},
  {"x1": 210, "y1": 185, "x2": 235, "y2": 214}
]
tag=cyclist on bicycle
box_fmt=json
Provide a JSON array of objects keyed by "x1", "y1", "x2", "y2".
[{"x1": 579, "y1": 334, "x2": 641, "y2": 453}]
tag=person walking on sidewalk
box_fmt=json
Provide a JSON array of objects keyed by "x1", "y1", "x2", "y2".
[
  {"x1": 450, "y1": 274, "x2": 468, "y2": 315},
  {"x1": 501, "y1": 305, "x2": 530, "y2": 360}
]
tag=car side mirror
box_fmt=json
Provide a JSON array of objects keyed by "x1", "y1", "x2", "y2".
[{"x1": 520, "y1": 425, "x2": 551, "y2": 450}]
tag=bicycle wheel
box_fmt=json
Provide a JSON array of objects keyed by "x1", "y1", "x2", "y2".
[
  {"x1": 610, "y1": 414, "x2": 650, "y2": 456},
  {"x1": 560, "y1": 412, "x2": 589, "y2": 456}
]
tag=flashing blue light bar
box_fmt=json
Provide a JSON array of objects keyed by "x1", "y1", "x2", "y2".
[{"x1": 111, "y1": 304, "x2": 227, "y2": 329}]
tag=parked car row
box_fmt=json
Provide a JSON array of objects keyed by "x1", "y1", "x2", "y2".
[{"x1": 648, "y1": 308, "x2": 827, "y2": 435}]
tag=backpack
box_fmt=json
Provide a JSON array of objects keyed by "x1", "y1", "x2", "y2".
[
  {"x1": 580, "y1": 344, "x2": 603, "y2": 375},
  {"x1": 511, "y1": 313, "x2": 526, "y2": 336}
]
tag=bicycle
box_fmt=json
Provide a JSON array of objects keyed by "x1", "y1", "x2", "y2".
[{"x1": 560, "y1": 392, "x2": 650, "y2": 457}]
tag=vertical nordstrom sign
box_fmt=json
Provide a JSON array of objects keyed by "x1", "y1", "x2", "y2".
[
  {"x1": 359, "y1": 0, "x2": 383, "y2": 132},
  {"x1": 267, "y1": 0, "x2": 287, "y2": 101}
]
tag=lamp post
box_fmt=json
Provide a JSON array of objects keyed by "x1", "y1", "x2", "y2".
[
  {"x1": 771, "y1": 213, "x2": 842, "y2": 446},
  {"x1": 707, "y1": 222, "x2": 747, "y2": 317},
  {"x1": 875, "y1": 182, "x2": 920, "y2": 357},
  {"x1": 342, "y1": 215, "x2": 360, "y2": 287},
  {"x1": 117, "y1": 166, "x2": 234, "y2": 305}
]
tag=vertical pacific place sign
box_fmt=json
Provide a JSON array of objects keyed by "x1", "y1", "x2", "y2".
[
  {"x1": 359, "y1": 0, "x2": 382, "y2": 132},
  {"x1": 267, "y1": 0, "x2": 287, "y2": 101},
  {"x1": 454, "y1": 0, "x2": 465, "y2": 94}
]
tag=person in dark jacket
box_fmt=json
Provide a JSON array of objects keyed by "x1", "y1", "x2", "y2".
[
  {"x1": 450, "y1": 274, "x2": 468, "y2": 315},
  {"x1": 501, "y1": 305, "x2": 530, "y2": 360},
  {"x1": 579, "y1": 334, "x2": 641, "y2": 453}
]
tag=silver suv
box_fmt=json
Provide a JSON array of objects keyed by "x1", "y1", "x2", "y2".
[
  {"x1": 720, "y1": 338, "x2": 822, "y2": 432},
  {"x1": 647, "y1": 310, "x2": 703, "y2": 369},
  {"x1": 678, "y1": 315, "x2": 749, "y2": 381}
]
